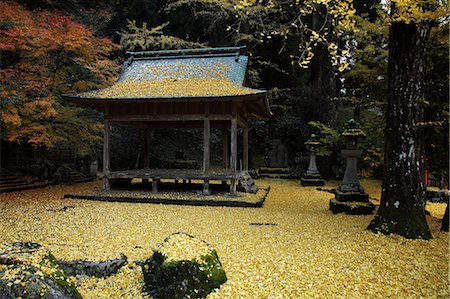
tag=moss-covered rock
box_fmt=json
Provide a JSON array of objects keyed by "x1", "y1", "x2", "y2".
[
  {"x1": 141, "y1": 233, "x2": 226, "y2": 299},
  {"x1": 0, "y1": 243, "x2": 81, "y2": 299}
]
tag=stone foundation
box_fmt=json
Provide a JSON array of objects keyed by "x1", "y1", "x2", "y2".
[{"x1": 329, "y1": 198, "x2": 375, "y2": 215}]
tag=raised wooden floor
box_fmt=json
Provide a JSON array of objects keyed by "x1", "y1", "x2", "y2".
[{"x1": 107, "y1": 168, "x2": 244, "y2": 181}]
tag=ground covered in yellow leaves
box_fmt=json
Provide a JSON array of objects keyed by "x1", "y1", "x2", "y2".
[{"x1": 0, "y1": 179, "x2": 448, "y2": 298}]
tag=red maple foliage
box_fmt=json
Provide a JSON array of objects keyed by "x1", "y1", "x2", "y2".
[{"x1": 0, "y1": 1, "x2": 119, "y2": 150}]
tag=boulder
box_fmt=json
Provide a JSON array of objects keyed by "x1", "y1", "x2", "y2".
[
  {"x1": 59, "y1": 254, "x2": 127, "y2": 278},
  {"x1": 240, "y1": 172, "x2": 258, "y2": 194},
  {"x1": 0, "y1": 243, "x2": 81, "y2": 299},
  {"x1": 141, "y1": 233, "x2": 226, "y2": 299}
]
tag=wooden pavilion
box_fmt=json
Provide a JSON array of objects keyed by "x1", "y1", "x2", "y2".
[{"x1": 63, "y1": 46, "x2": 270, "y2": 194}]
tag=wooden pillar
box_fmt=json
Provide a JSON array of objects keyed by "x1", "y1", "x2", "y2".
[
  {"x1": 222, "y1": 128, "x2": 229, "y2": 169},
  {"x1": 152, "y1": 178, "x2": 158, "y2": 193},
  {"x1": 243, "y1": 126, "x2": 249, "y2": 171},
  {"x1": 142, "y1": 129, "x2": 150, "y2": 185},
  {"x1": 143, "y1": 128, "x2": 150, "y2": 169},
  {"x1": 203, "y1": 117, "x2": 210, "y2": 194},
  {"x1": 103, "y1": 118, "x2": 111, "y2": 191},
  {"x1": 230, "y1": 117, "x2": 237, "y2": 194}
]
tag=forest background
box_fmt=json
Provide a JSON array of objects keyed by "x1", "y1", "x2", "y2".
[{"x1": 0, "y1": 0, "x2": 448, "y2": 186}]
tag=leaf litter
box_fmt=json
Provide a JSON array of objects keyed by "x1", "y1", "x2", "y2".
[{"x1": 0, "y1": 179, "x2": 448, "y2": 298}]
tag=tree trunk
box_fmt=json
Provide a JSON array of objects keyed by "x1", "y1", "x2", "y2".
[
  {"x1": 441, "y1": 203, "x2": 449, "y2": 232},
  {"x1": 367, "y1": 17, "x2": 432, "y2": 239},
  {"x1": 310, "y1": 5, "x2": 337, "y2": 128}
]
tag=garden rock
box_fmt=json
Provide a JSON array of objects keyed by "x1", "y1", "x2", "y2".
[
  {"x1": 0, "y1": 243, "x2": 81, "y2": 299},
  {"x1": 141, "y1": 232, "x2": 226, "y2": 299},
  {"x1": 59, "y1": 254, "x2": 127, "y2": 278},
  {"x1": 240, "y1": 172, "x2": 258, "y2": 194}
]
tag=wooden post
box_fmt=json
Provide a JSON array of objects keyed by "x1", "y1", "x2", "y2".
[
  {"x1": 152, "y1": 179, "x2": 158, "y2": 193},
  {"x1": 143, "y1": 128, "x2": 150, "y2": 169},
  {"x1": 222, "y1": 128, "x2": 229, "y2": 169},
  {"x1": 142, "y1": 128, "x2": 150, "y2": 185},
  {"x1": 203, "y1": 117, "x2": 210, "y2": 194},
  {"x1": 103, "y1": 118, "x2": 111, "y2": 191},
  {"x1": 230, "y1": 117, "x2": 237, "y2": 194},
  {"x1": 243, "y1": 126, "x2": 249, "y2": 171}
]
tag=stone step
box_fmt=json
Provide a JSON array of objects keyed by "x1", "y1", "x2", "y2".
[
  {"x1": 67, "y1": 175, "x2": 86, "y2": 180},
  {"x1": 0, "y1": 169, "x2": 15, "y2": 176},
  {"x1": 0, "y1": 181, "x2": 50, "y2": 193},
  {"x1": 257, "y1": 167, "x2": 290, "y2": 175},
  {"x1": 0, "y1": 177, "x2": 26, "y2": 184},
  {"x1": 0, "y1": 174, "x2": 22, "y2": 180},
  {"x1": 71, "y1": 177, "x2": 93, "y2": 183},
  {"x1": 0, "y1": 180, "x2": 40, "y2": 188},
  {"x1": 258, "y1": 173, "x2": 291, "y2": 179}
]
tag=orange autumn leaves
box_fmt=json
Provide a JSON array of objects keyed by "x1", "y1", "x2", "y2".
[{"x1": 0, "y1": 1, "x2": 118, "y2": 147}]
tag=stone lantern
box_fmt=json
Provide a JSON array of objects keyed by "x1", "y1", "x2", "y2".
[
  {"x1": 330, "y1": 119, "x2": 374, "y2": 214},
  {"x1": 301, "y1": 134, "x2": 325, "y2": 186}
]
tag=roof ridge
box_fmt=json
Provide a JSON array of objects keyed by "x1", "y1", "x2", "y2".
[{"x1": 126, "y1": 46, "x2": 246, "y2": 59}]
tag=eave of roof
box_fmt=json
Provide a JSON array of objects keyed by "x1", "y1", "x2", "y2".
[
  {"x1": 63, "y1": 92, "x2": 271, "y2": 119},
  {"x1": 63, "y1": 47, "x2": 271, "y2": 119}
]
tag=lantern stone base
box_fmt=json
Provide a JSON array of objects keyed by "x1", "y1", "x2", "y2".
[
  {"x1": 335, "y1": 190, "x2": 369, "y2": 202},
  {"x1": 329, "y1": 198, "x2": 375, "y2": 215},
  {"x1": 300, "y1": 174, "x2": 325, "y2": 186}
]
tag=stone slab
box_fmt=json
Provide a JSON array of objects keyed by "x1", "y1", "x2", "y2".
[
  {"x1": 329, "y1": 198, "x2": 375, "y2": 215},
  {"x1": 335, "y1": 191, "x2": 369, "y2": 202}
]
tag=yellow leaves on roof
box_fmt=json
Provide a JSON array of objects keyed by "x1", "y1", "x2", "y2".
[
  {"x1": 80, "y1": 78, "x2": 259, "y2": 99},
  {"x1": 126, "y1": 62, "x2": 231, "y2": 81}
]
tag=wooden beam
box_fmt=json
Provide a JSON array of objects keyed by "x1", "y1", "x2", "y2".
[
  {"x1": 230, "y1": 117, "x2": 237, "y2": 194},
  {"x1": 103, "y1": 119, "x2": 111, "y2": 191},
  {"x1": 243, "y1": 126, "x2": 249, "y2": 171},
  {"x1": 108, "y1": 114, "x2": 233, "y2": 122},
  {"x1": 107, "y1": 169, "x2": 239, "y2": 180},
  {"x1": 236, "y1": 114, "x2": 248, "y2": 128}
]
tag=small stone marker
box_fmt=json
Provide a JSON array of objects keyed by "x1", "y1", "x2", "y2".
[
  {"x1": 330, "y1": 119, "x2": 374, "y2": 215},
  {"x1": 301, "y1": 134, "x2": 325, "y2": 186},
  {"x1": 267, "y1": 139, "x2": 288, "y2": 168}
]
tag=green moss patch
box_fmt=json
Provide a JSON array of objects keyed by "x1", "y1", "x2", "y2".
[
  {"x1": 367, "y1": 206, "x2": 432, "y2": 239},
  {"x1": 0, "y1": 245, "x2": 81, "y2": 299}
]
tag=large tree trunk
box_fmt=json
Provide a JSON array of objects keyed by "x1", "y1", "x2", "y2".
[
  {"x1": 441, "y1": 203, "x2": 449, "y2": 232},
  {"x1": 310, "y1": 6, "x2": 337, "y2": 128},
  {"x1": 367, "y1": 17, "x2": 432, "y2": 239}
]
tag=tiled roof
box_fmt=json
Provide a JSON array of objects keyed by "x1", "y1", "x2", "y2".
[{"x1": 67, "y1": 47, "x2": 265, "y2": 100}]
